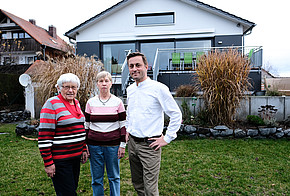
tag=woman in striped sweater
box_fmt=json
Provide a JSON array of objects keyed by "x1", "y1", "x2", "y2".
[
  {"x1": 38, "y1": 73, "x2": 88, "y2": 196},
  {"x1": 85, "y1": 71, "x2": 126, "y2": 196}
]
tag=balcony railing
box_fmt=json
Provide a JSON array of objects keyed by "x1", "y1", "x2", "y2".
[
  {"x1": 0, "y1": 38, "x2": 41, "y2": 52},
  {"x1": 121, "y1": 46, "x2": 263, "y2": 94},
  {"x1": 152, "y1": 46, "x2": 263, "y2": 80}
]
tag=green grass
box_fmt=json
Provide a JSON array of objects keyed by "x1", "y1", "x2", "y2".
[{"x1": 0, "y1": 123, "x2": 289, "y2": 195}]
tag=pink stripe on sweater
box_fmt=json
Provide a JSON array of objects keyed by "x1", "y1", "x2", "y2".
[{"x1": 87, "y1": 105, "x2": 120, "y2": 114}]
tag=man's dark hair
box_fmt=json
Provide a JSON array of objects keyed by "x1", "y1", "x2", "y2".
[{"x1": 127, "y1": 52, "x2": 148, "y2": 66}]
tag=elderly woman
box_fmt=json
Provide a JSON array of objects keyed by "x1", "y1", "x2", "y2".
[
  {"x1": 85, "y1": 71, "x2": 126, "y2": 196},
  {"x1": 38, "y1": 73, "x2": 88, "y2": 195}
]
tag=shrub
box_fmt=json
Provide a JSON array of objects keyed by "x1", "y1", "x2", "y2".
[
  {"x1": 246, "y1": 115, "x2": 265, "y2": 126},
  {"x1": 266, "y1": 89, "x2": 282, "y2": 96},
  {"x1": 181, "y1": 99, "x2": 193, "y2": 125},
  {"x1": 196, "y1": 48, "x2": 251, "y2": 126},
  {"x1": 258, "y1": 105, "x2": 278, "y2": 127},
  {"x1": 175, "y1": 85, "x2": 198, "y2": 97}
]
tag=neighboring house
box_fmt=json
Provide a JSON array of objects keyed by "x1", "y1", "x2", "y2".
[
  {"x1": 66, "y1": 0, "x2": 262, "y2": 96},
  {"x1": 264, "y1": 76, "x2": 290, "y2": 96},
  {"x1": 0, "y1": 9, "x2": 69, "y2": 113},
  {"x1": 0, "y1": 9, "x2": 69, "y2": 71}
]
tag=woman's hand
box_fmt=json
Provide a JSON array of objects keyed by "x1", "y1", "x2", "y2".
[
  {"x1": 45, "y1": 164, "x2": 56, "y2": 178},
  {"x1": 81, "y1": 151, "x2": 88, "y2": 164},
  {"x1": 118, "y1": 147, "x2": 125, "y2": 159}
]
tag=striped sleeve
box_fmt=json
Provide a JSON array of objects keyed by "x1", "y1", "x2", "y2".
[
  {"x1": 38, "y1": 100, "x2": 56, "y2": 167},
  {"x1": 117, "y1": 101, "x2": 127, "y2": 142}
]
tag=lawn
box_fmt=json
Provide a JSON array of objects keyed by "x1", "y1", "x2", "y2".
[{"x1": 0, "y1": 123, "x2": 289, "y2": 195}]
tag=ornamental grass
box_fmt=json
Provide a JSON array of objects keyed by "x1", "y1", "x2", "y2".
[
  {"x1": 196, "y1": 49, "x2": 251, "y2": 126},
  {"x1": 31, "y1": 55, "x2": 103, "y2": 110}
]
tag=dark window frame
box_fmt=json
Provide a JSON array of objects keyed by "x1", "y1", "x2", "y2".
[{"x1": 135, "y1": 12, "x2": 175, "y2": 26}]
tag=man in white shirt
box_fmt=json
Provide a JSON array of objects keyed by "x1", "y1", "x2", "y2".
[{"x1": 126, "y1": 52, "x2": 182, "y2": 196}]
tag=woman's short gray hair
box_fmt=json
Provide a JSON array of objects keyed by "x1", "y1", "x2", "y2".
[
  {"x1": 96, "y1": 71, "x2": 112, "y2": 82},
  {"x1": 56, "y1": 73, "x2": 80, "y2": 89}
]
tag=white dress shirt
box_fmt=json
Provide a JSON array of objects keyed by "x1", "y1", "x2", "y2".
[{"x1": 126, "y1": 78, "x2": 182, "y2": 143}]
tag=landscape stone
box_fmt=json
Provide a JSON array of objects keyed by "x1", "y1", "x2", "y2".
[
  {"x1": 234, "y1": 129, "x2": 246, "y2": 138},
  {"x1": 247, "y1": 129, "x2": 258, "y2": 136},
  {"x1": 214, "y1": 125, "x2": 229, "y2": 130},
  {"x1": 259, "y1": 127, "x2": 271, "y2": 136},
  {"x1": 220, "y1": 129, "x2": 233, "y2": 137},
  {"x1": 197, "y1": 127, "x2": 210, "y2": 134},
  {"x1": 211, "y1": 129, "x2": 220, "y2": 137},
  {"x1": 184, "y1": 125, "x2": 197, "y2": 134},
  {"x1": 275, "y1": 132, "x2": 284, "y2": 138}
]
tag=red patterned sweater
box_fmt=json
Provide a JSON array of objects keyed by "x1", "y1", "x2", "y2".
[{"x1": 38, "y1": 94, "x2": 86, "y2": 167}]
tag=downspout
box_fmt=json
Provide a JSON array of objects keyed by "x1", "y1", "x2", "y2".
[
  {"x1": 42, "y1": 45, "x2": 46, "y2": 61},
  {"x1": 69, "y1": 38, "x2": 77, "y2": 56}
]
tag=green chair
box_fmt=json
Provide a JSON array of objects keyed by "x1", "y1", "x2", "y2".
[
  {"x1": 184, "y1": 52, "x2": 193, "y2": 70},
  {"x1": 195, "y1": 51, "x2": 205, "y2": 66},
  {"x1": 172, "y1": 52, "x2": 180, "y2": 70},
  {"x1": 248, "y1": 49, "x2": 254, "y2": 65}
]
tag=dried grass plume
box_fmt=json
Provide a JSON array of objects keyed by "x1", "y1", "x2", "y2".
[{"x1": 31, "y1": 55, "x2": 103, "y2": 110}]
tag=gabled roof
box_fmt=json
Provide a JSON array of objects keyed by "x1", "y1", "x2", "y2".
[
  {"x1": 1, "y1": 9, "x2": 68, "y2": 52},
  {"x1": 65, "y1": 0, "x2": 255, "y2": 40}
]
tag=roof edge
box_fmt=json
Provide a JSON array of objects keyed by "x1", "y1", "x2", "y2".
[{"x1": 65, "y1": 0, "x2": 133, "y2": 40}]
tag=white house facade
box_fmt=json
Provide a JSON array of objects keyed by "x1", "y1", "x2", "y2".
[{"x1": 65, "y1": 0, "x2": 261, "y2": 96}]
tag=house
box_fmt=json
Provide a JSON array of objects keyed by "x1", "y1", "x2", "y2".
[
  {"x1": 0, "y1": 9, "x2": 69, "y2": 71},
  {"x1": 65, "y1": 0, "x2": 262, "y2": 96},
  {"x1": 0, "y1": 9, "x2": 69, "y2": 112}
]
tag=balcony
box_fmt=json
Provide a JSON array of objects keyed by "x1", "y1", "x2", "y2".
[
  {"x1": 152, "y1": 46, "x2": 263, "y2": 80},
  {"x1": 120, "y1": 46, "x2": 263, "y2": 94},
  {"x1": 0, "y1": 38, "x2": 41, "y2": 52}
]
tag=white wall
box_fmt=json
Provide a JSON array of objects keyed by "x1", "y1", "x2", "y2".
[
  {"x1": 175, "y1": 96, "x2": 290, "y2": 122},
  {"x1": 76, "y1": 0, "x2": 243, "y2": 42}
]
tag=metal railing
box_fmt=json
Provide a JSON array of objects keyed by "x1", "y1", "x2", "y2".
[
  {"x1": 121, "y1": 49, "x2": 131, "y2": 94},
  {"x1": 152, "y1": 46, "x2": 263, "y2": 81},
  {"x1": 121, "y1": 46, "x2": 263, "y2": 94}
]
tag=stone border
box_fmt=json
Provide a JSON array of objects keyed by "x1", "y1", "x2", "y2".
[
  {"x1": 178, "y1": 125, "x2": 290, "y2": 139},
  {"x1": 0, "y1": 110, "x2": 31, "y2": 123}
]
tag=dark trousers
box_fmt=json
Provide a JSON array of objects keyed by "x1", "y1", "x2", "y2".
[{"x1": 52, "y1": 158, "x2": 81, "y2": 196}]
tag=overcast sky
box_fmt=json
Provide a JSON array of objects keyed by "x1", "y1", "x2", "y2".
[{"x1": 2, "y1": 0, "x2": 289, "y2": 77}]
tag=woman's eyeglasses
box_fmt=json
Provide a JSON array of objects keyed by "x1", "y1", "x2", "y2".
[{"x1": 62, "y1": 86, "x2": 78, "y2": 90}]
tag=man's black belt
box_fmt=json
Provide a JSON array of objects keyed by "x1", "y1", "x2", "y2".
[{"x1": 130, "y1": 134, "x2": 161, "y2": 143}]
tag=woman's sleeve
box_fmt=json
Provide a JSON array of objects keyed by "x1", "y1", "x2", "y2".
[
  {"x1": 84, "y1": 101, "x2": 91, "y2": 142},
  {"x1": 117, "y1": 101, "x2": 127, "y2": 143},
  {"x1": 38, "y1": 100, "x2": 56, "y2": 167}
]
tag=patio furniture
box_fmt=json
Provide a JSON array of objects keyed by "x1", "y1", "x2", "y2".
[
  {"x1": 172, "y1": 52, "x2": 181, "y2": 70},
  {"x1": 184, "y1": 52, "x2": 193, "y2": 70}
]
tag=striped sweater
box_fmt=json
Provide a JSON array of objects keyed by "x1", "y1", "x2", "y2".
[
  {"x1": 84, "y1": 94, "x2": 126, "y2": 147},
  {"x1": 38, "y1": 94, "x2": 86, "y2": 167}
]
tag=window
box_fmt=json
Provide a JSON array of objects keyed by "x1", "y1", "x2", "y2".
[
  {"x1": 140, "y1": 42, "x2": 174, "y2": 70},
  {"x1": 176, "y1": 40, "x2": 211, "y2": 48},
  {"x1": 102, "y1": 43, "x2": 135, "y2": 74},
  {"x1": 27, "y1": 57, "x2": 34, "y2": 64},
  {"x1": 4, "y1": 57, "x2": 11, "y2": 65},
  {"x1": 1, "y1": 33, "x2": 7, "y2": 39},
  {"x1": 25, "y1": 33, "x2": 31, "y2": 38},
  {"x1": 136, "y1": 12, "x2": 174, "y2": 26},
  {"x1": 10, "y1": 32, "x2": 29, "y2": 39},
  {"x1": 13, "y1": 33, "x2": 18, "y2": 39},
  {"x1": 19, "y1": 33, "x2": 25, "y2": 39}
]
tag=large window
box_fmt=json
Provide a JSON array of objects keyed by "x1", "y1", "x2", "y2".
[
  {"x1": 136, "y1": 12, "x2": 174, "y2": 26},
  {"x1": 176, "y1": 40, "x2": 211, "y2": 48},
  {"x1": 102, "y1": 43, "x2": 135, "y2": 74},
  {"x1": 141, "y1": 42, "x2": 174, "y2": 70}
]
